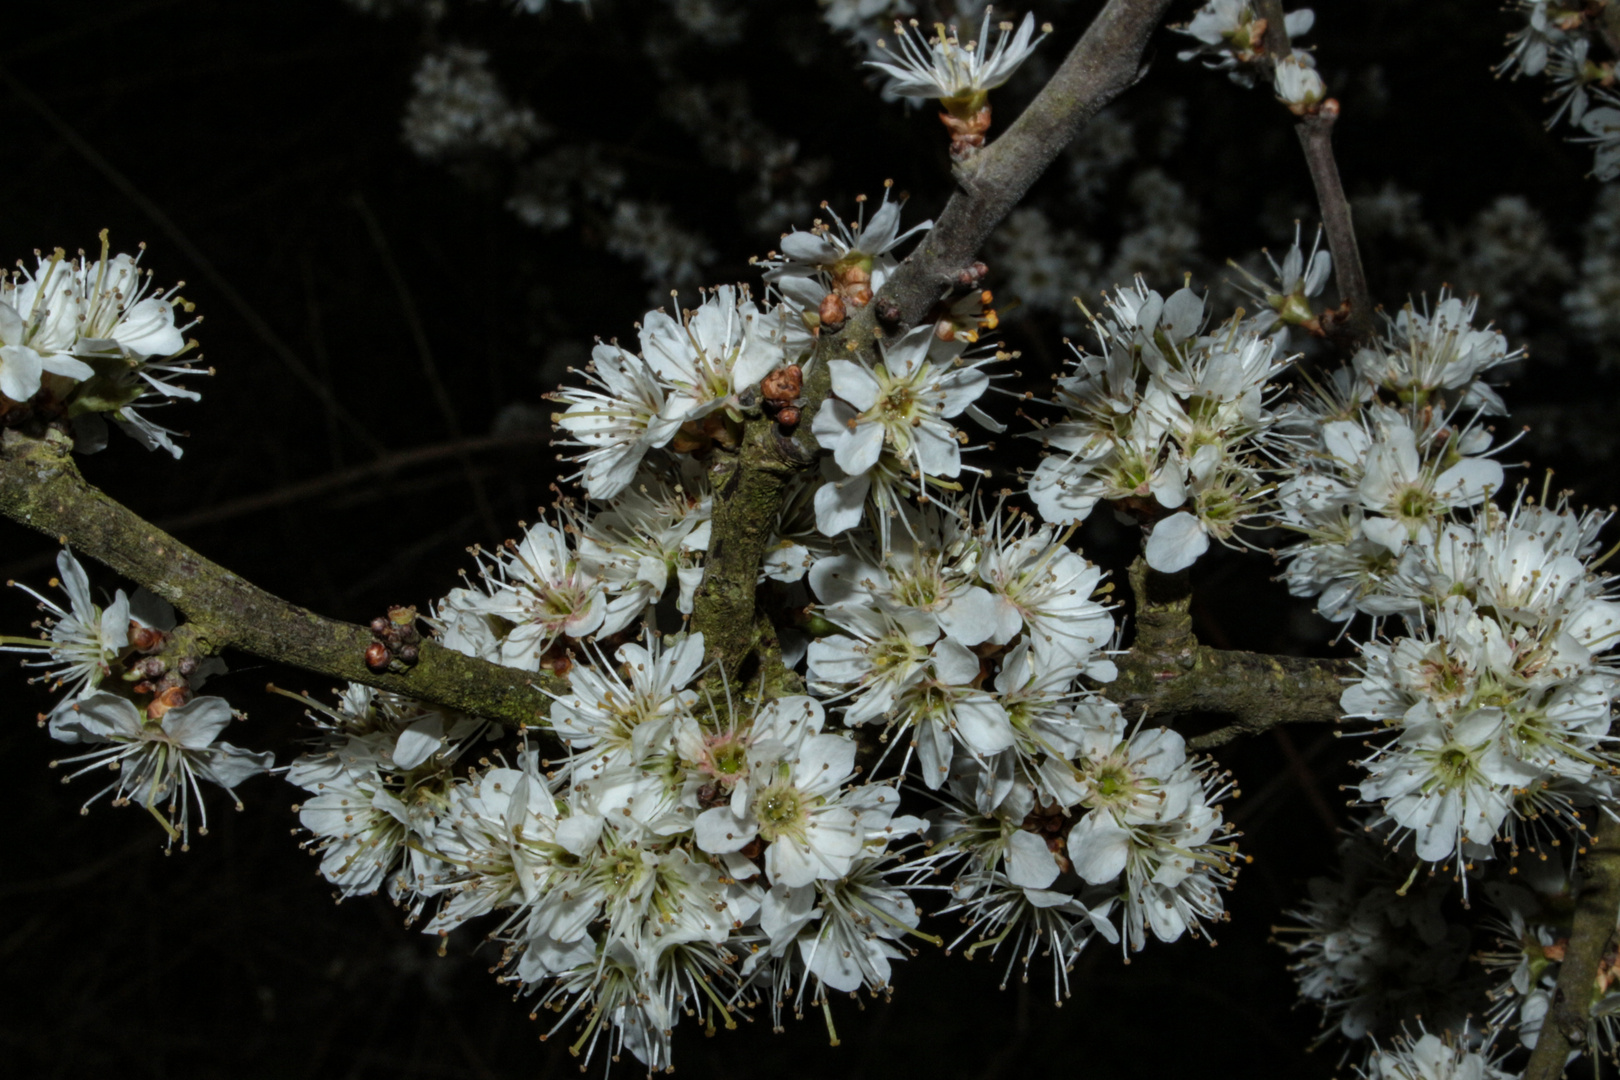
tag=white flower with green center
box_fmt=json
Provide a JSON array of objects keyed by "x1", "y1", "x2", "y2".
[
  {"x1": 868, "y1": 10, "x2": 1049, "y2": 108},
  {"x1": 675, "y1": 692, "x2": 823, "y2": 800},
  {"x1": 49, "y1": 691, "x2": 272, "y2": 850},
  {"x1": 286, "y1": 683, "x2": 484, "y2": 900},
  {"x1": 807, "y1": 496, "x2": 997, "y2": 646},
  {"x1": 460, "y1": 516, "x2": 640, "y2": 670},
  {"x1": 565, "y1": 829, "x2": 738, "y2": 960},
  {"x1": 975, "y1": 511, "x2": 1117, "y2": 677},
  {"x1": 1068, "y1": 723, "x2": 1200, "y2": 838},
  {"x1": 757, "y1": 851, "x2": 935, "y2": 1004},
  {"x1": 1305, "y1": 409, "x2": 1504, "y2": 555},
  {"x1": 424, "y1": 762, "x2": 599, "y2": 937},
  {"x1": 1353, "y1": 291, "x2": 1518, "y2": 416},
  {"x1": 547, "y1": 632, "x2": 704, "y2": 777},
  {"x1": 0, "y1": 250, "x2": 96, "y2": 401},
  {"x1": 811, "y1": 325, "x2": 1000, "y2": 537},
  {"x1": 889, "y1": 636, "x2": 1014, "y2": 788},
  {"x1": 1062, "y1": 728, "x2": 1239, "y2": 952},
  {"x1": 1357, "y1": 704, "x2": 1540, "y2": 865},
  {"x1": 2, "y1": 548, "x2": 130, "y2": 727},
  {"x1": 551, "y1": 342, "x2": 682, "y2": 500},
  {"x1": 1112, "y1": 791, "x2": 1236, "y2": 952},
  {"x1": 639, "y1": 283, "x2": 783, "y2": 427},
  {"x1": 759, "y1": 187, "x2": 931, "y2": 315},
  {"x1": 816, "y1": 325, "x2": 989, "y2": 482},
  {"x1": 805, "y1": 602, "x2": 939, "y2": 726},
  {"x1": 992, "y1": 640, "x2": 1118, "y2": 808},
  {"x1": 1176, "y1": 0, "x2": 1315, "y2": 83},
  {"x1": 69, "y1": 240, "x2": 191, "y2": 361},
  {"x1": 695, "y1": 726, "x2": 863, "y2": 889},
  {"x1": 577, "y1": 460, "x2": 711, "y2": 620}
]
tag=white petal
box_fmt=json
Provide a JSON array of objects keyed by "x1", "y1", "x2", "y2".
[{"x1": 1144, "y1": 512, "x2": 1209, "y2": 573}]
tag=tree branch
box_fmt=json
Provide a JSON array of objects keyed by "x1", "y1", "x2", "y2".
[
  {"x1": 691, "y1": 0, "x2": 1177, "y2": 672},
  {"x1": 1109, "y1": 557, "x2": 1354, "y2": 750},
  {"x1": 687, "y1": 418, "x2": 812, "y2": 681},
  {"x1": 866, "y1": 0, "x2": 1176, "y2": 335},
  {"x1": 0, "y1": 429, "x2": 561, "y2": 726},
  {"x1": 1597, "y1": 1, "x2": 1620, "y2": 60},
  {"x1": 1524, "y1": 811, "x2": 1620, "y2": 1080}
]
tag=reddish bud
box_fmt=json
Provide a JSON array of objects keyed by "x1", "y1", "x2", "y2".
[
  {"x1": 761, "y1": 365, "x2": 803, "y2": 403},
  {"x1": 818, "y1": 293, "x2": 847, "y2": 330},
  {"x1": 147, "y1": 685, "x2": 191, "y2": 720},
  {"x1": 129, "y1": 624, "x2": 167, "y2": 653},
  {"x1": 364, "y1": 642, "x2": 391, "y2": 671}
]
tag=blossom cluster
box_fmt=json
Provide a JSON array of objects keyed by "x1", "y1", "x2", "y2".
[
  {"x1": 287, "y1": 633, "x2": 934, "y2": 1068},
  {"x1": 1275, "y1": 826, "x2": 1477, "y2": 1046},
  {"x1": 1023, "y1": 274, "x2": 1297, "y2": 572},
  {"x1": 1499, "y1": 0, "x2": 1620, "y2": 181},
  {"x1": 6, "y1": 550, "x2": 269, "y2": 849},
  {"x1": 1274, "y1": 293, "x2": 1517, "y2": 622},
  {"x1": 1262, "y1": 283, "x2": 1620, "y2": 869},
  {"x1": 548, "y1": 284, "x2": 808, "y2": 501},
  {"x1": 267, "y1": 203, "x2": 1262, "y2": 1061},
  {"x1": 0, "y1": 235, "x2": 203, "y2": 456},
  {"x1": 435, "y1": 460, "x2": 713, "y2": 669},
  {"x1": 1342, "y1": 495, "x2": 1620, "y2": 870}
]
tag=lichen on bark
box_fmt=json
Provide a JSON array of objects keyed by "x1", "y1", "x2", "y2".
[{"x1": 0, "y1": 428, "x2": 562, "y2": 727}]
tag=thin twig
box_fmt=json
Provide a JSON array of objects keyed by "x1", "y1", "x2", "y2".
[
  {"x1": 1294, "y1": 113, "x2": 1374, "y2": 339},
  {"x1": 1524, "y1": 810, "x2": 1620, "y2": 1080},
  {"x1": 0, "y1": 433, "x2": 547, "y2": 580},
  {"x1": 157, "y1": 433, "x2": 546, "y2": 532},
  {"x1": 1254, "y1": 0, "x2": 1375, "y2": 340},
  {"x1": 0, "y1": 429, "x2": 559, "y2": 726},
  {"x1": 1598, "y1": 2, "x2": 1620, "y2": 59}
]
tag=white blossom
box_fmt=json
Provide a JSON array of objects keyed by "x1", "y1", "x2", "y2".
[
  {"x1": 868, "y1": 10, "x2": 1049, "y2": 105},
  {"x1": 51, "y1": 692, "x2": 271, "y2": 850}
]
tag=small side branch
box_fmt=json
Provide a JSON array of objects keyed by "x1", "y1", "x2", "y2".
[
  {"x1": 863, "y1": 0, "x2": 1176, "y2": 335},
  {"x1": 1294, "y1": 112, "x2": 1374, "y2": 340},
  {"x1": 688, "y1": 418, "x2": 810, "y2": 681},
  {"x1": 1523, "y1": 811, "x2": 1620, "y2": 1080},
  {"x1": 1255, "y1": 0, "x2": 1375, "y2": 341},
  {"x1": 1111, "y1": 556, "x2": 1352, "y2": 749},
  {"x1": 1111, "y1": 623, "x2": 1354, "y2": 752},
  {"x1": 0, "y1": 429, "x2": 560, "y2": 726}
]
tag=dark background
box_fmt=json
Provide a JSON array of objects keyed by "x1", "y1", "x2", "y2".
[{"x1": 0, "y1": 1, "x2": 1611, "y2": 1076}]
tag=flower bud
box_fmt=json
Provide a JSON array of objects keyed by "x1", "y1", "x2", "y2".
[
  {"x1": 129, "y1": 623, "x2": 167, "y2": 653},
  {"x1": 146, "y1": 685, "x2": 190, "y2": 720},
  {"x1": 761, "y1": 365, "x2": 803, "y2": 403},
  {"x1": 1274, "y1": 55, "x2": 1325, "y2": 114}
]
